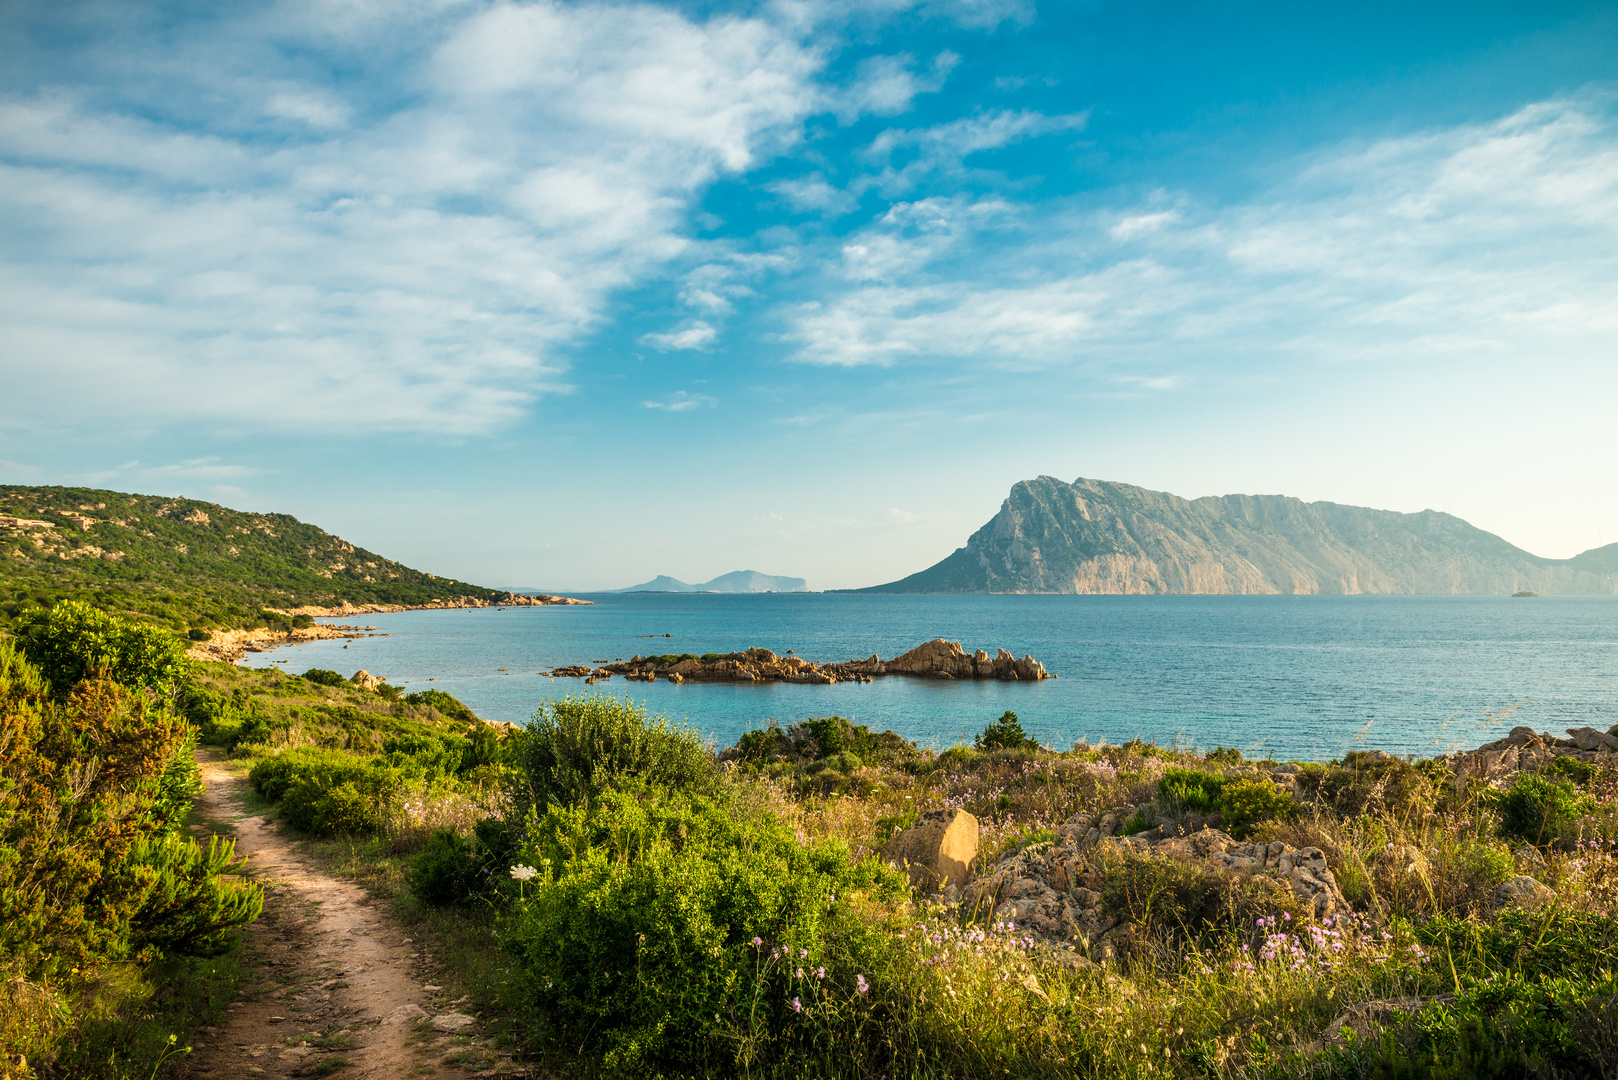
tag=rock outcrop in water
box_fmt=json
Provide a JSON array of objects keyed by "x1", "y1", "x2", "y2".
[
  {"x1": 858, "y1": 475, "x2": 1618, "y2": 595},
  {"x1": 550, "y1": 638, "x2": 1052, "y2": 685}
]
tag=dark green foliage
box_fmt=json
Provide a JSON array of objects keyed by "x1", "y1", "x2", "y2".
[
  {"x1": 974, "y1": 710, "x2": 1038, "y2": 752},
  {"x1": 1205, "y1": 746, "x2": 1244, "y2": 764},
  {"x1": 0, "y1": 484, "x2": 504, "y2": 634},
  {"x1": 404, "y1": 688, "x2": 477, "y2": 722},
  {"x1": 409, "y1": 818, "x2": 520, "y2": 906},
  {"x1": 1159, "y1": 767, "x2": 1229, "y2": 812},
  {"x1": 1495, "y1": 773, "x2": 1596, "y2": 847},
  {"x1": 15, "y1": 599, "x2": 192, "y2": 696},
  {"x1": 1544, "y1": 754, "x2": 1598, "y2": 786},
  {"x1": 508, "y1": 694, "x2": 716, "y2": 813},
  {"x1": 501, "y1": 785, "x2": 905, "y2": 1075},
  {"x1": 728, "y1": 716, "x2": 917, "y2": 772},
  {"x1": 301, "y1": 668, "x2": 346, "y2": 687},
  {"x1": 410, "y1": 829, "x2": 484, "y2": 906}
]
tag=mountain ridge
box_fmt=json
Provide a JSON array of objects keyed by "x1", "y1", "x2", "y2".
[
  {"x1": 614, "y1": 570, "x2": 808, "y2": 594},
  {"x1": 859, "y1": 476, "x2": 1618, "y2": 595}
]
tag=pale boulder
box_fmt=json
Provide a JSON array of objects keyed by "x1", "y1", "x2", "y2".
[{"x1": 882, "y1": 809, "x2": 979, "y2": 890}]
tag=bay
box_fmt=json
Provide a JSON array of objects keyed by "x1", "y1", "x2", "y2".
[{"x1": 241, "y1": 593, "x2": 1618, "y2": 762}]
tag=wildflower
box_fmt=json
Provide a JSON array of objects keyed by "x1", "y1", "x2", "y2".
[
  {"x1": 790, "y1": 997, "x2": 802, "y2": 1013},
  {"x1": 800, "y1": 948, "x2": 809, "y2": 959},
  {"x1": 816, "y1": 966, "x2": 826, "y2": 979},
  {"x1": 509, "y1": 864, "x2": 538, "y2": 881},
  {"x1": 752, "y1": 937, "x2": 763, "y2": 947},
  {"x1": 796, "y1": 968, "x2": 804, "y2": 979},
  {"x1": 856, "y1": 973, "x2": 869, "y2": 994}
]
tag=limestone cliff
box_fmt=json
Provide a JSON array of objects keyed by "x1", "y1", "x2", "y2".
[{"x1": 862, "y1": 476, "x2": 1618, "y2": 595}]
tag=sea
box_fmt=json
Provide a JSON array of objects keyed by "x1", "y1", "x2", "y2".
[{"x1": 238, "y1": 593, "x2": 1618, "y2": 763}]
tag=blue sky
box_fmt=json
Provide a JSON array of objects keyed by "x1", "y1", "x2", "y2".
[{"x1": 2, "y1": 0, "x2": 1615, "y2": 590}]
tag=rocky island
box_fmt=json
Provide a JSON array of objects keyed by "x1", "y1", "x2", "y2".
[{"x1": 548, "y1": 637, "x2": 1052, "y2": 684}]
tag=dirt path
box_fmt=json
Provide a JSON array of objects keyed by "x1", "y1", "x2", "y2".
[{"x1": 179, "y1": 752, "x2": 490, "y2": 1080}]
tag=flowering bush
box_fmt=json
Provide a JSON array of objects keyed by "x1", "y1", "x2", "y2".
[{"x1": 500, "y1": 785, "x2": 905, "y2": 1075}]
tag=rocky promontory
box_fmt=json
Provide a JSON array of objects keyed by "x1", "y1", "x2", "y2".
[{"x1": 550, "y1": 637, "x2": 1051, "y2": 685}]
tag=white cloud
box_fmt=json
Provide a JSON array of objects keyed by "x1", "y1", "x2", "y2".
[
  {"x1": 769, "y1": 173, "x2": 858, "y2": 215},
  {"x1": 786, "y1": 97, "x2": 1618, "y2": 378},
  {"x1": 860, "y1": 108, "x2": 1088, "y2": 194},
  {"x1": 641, "y1": 322, "x2": 718, "y2": 351},
  {"x1": 643, "y1": 390, "x2": 717, "y2": 411},
  {"x1": 0, "y1": 1, "x2": 821, "y2": 435}
]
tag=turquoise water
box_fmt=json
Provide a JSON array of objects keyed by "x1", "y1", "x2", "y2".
[{"x1": 241, "y1": 594, "x2": 1618, "y2": 762}]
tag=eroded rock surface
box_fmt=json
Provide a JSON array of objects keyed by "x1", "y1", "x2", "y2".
[
  {"x1": 882, "y1": 809, "x2": 979, "y2": 890},
  {"x1": 969, "y1": 816, "x2": 1351, "y2": 946}
]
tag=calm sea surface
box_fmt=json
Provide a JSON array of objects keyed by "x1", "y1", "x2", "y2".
[{"x1": 239, "y1": 594, "x2": 1618, "y2": 762}]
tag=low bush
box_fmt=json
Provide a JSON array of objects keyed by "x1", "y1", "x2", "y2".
[
  {"x1": 14, "y1": 599, "x2": 192, "y2": 697},
  {"x1": 1159, "y1": 767, "x2": 1228, "y2": 813},
  {"x1": 404, "y1": 687, "x2": 478, "y2": 723},
  {"x1": 1496, "y1": 773, "x2": 1596, "y2": 848},
  {"x1": 300, "y1": 668, "x2": 346, "y2": 687},
  {"x1": 1545, "y1": 754, "x2": 1599, "y2": 786},
  {"x1": 501, "y1": 785, "x2": 905, "y2": 1075},
  {"x1": 1220, "y1": 777, "x2": 1297, "y2": 838},
  {"x1": 508, "y1": 693, "x2": 716, "y2": 813},
  {"x1": 409, "y1": 817, "x2": 521, "y2": 906}
]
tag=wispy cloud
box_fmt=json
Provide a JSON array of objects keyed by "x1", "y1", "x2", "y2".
[
  {"x1": 785, "y1": 96, "x2": 1618, "y2": 380},
  {"x1": 641, "y1": 322, "x2": 719, "y2": 351},
  {"x1": 643, "y1": 391, "x2": 717, "y2": 411}
]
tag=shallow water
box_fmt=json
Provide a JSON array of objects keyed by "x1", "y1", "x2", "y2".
[{"x1": 241, "y1": 593, "x2": 1618, "y2": 762}]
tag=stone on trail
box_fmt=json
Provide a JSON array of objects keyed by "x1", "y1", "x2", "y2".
[
  {"x1": 431, "y1": 1013, "x2": 477, "y2": 1033},
  {"x1": 385, "y1": 1003, "x2": 428, "y2": 1024},
  {"x1": 881, "y1": 809, "x2": 978, "y2": 890}
]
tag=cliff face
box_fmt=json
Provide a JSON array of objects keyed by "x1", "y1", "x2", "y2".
[{"x1": 864, "y1": 477, "x2": 1618, "y2": 595}]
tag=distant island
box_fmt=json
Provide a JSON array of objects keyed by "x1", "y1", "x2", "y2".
[
  {"x1": 613, "y1": 570, "x2": 808, "y2": 594},
  {"x1": 858, "y1": 476, "x2": 1618, "y2": 595}
]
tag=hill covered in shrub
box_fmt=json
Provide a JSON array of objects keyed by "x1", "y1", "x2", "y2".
[{"x1": 0, "y1": 484, "x2": 502, "y2": 634}]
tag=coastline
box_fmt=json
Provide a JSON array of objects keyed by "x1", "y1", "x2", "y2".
[{"x1": 188, "y1": 591, "x2": 592, "y2": 662}]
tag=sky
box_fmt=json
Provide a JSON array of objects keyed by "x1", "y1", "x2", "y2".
[{"x1": 2, "y1": 0, "x2": 1616, "y2": 591}]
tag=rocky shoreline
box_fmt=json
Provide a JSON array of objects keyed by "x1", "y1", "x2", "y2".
[
  {"x1": 549, "y1": 637, "x2": 1052, "y2": 686},
  {"x1": 276, "y1": 591, "x2": 592, "y2": 618}
]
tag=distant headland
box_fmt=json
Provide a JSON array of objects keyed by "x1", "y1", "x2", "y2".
[{"x1": 854, "y1": 475, "x2": 1618, "y2": 596}]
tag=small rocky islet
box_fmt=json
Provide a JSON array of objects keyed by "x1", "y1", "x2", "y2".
[{"x1": 548, "y1": 636, "x2": 1052, "y2": 685}]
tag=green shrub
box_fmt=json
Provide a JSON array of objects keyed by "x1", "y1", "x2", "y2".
[
  {"x1": 501, "y1": 786, "x2": 904, "y2": 1075},
  {"x1": 509, "y1": 694, "x2": 715, "y2": 813},
  {"x1": 410, "y1": 829, "x2": 483, "y2": 906},
  {"x1": 301, "y1": 668, "x2": 346, "y2": 687},
  {"x1": 403, "y1": 688, "x2": 478, "y2": 722},
  {"x1": 1205, "y1": 746, "x2": 1244, "y2": 764},
  {"x1": 1159, "y1": 768, "x2": 1229, "y2": 813},
  {"x1": 1545, "y1": 755, "x2": 1598, "y2": 786},
  {"x1": 1496, "y1": 774, "x2": 1596, "y2": 848},
  {"x1": 15, "y1": 599, "x2": 192, "y2": 696},
  {"x1": 1220, "y1": 778, "x2": 1297, "y2": 839},
  {"x1": 974, "y1": 710, "x2": 1038, "y2": 752}
]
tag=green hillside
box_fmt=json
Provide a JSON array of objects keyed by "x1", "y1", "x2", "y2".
[{"x1": 0, "y1": 485, "x2": 501, "y2": 634}]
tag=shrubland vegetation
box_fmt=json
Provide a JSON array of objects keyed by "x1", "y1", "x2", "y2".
[
  {"x1": 0, "y1": 602, "x2": 262, "y2": 1078},
  {"x1": 0, "y1": 484, "x2": 502, "y2": 634},
  {"x1": 253, "y1": 686, "x2": 1618, "y2": 1078},
  {"x1": 12, "y1": 589, "x2": 1616, "y2": 1077}
]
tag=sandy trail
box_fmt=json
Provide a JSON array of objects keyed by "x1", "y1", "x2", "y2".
[{"x1": 179, "y1": 752, "x2": 473, "y2": 1080}]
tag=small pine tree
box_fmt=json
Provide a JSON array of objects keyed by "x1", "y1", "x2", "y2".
[{"x1": 974, "y1": 710, "x2": 1038, "y2": 752}]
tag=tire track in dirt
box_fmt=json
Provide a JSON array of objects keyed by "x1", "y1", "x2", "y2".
[{"x1": 179, "y1": 752, "x2": 485, "y2": 1080}]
